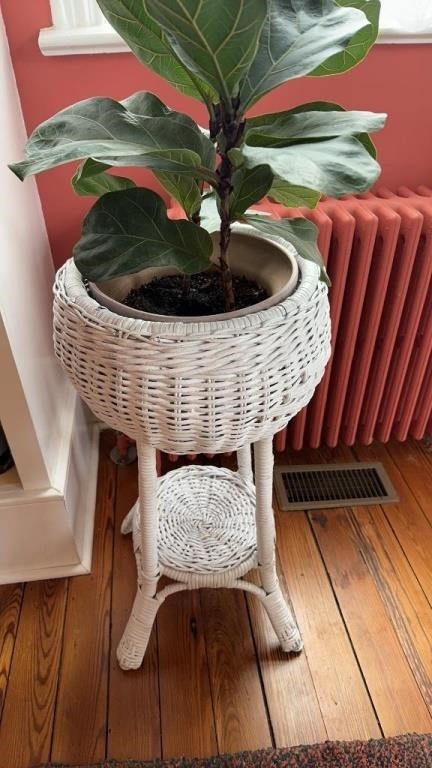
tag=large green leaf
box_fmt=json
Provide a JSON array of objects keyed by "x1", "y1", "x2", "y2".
[
  {"x1": 241, "y1": 135, "x2": 381, "y2": 198},
  {"x1": 247, "y1": 100, "x2": 381, "y2": 159},
  {"x1": 268, "y1": 180, "x2": 321, "y2": 209},
  {"x1": 95, "y1": 0, "x2": 215, "y2": 103},
  {"x1": 241, "y1": 0, "x2": 372, "y2": 109},
  {"x1": 143, "y1": 0, "x2": 267, "y2": 105},
  {"x1": 246, "y1": 104, "x2": 386, "y2": 147},
  {"x1": 155, "y1": 172, "x2": 202, "y2": 217},
  {"x1": 72, "y1": 159, "x2": 136, "y2": 196},
  {"x1": 312, "y1": 0, "x2": 380, "y2": 76},
  {"x1": 229, "y1": 165, "x2": 273, "y2": 218},
  {"x1": 73, "y1": 188, "x2": 213, "y2": 280},
  {"x1": 120, "y1": 92, "x2": 214, "y2": 159},
  {"x1": 119, "y1": 92, "x2": 215, "y2": 209},
  {"x1": 9, "y1": 96, "x2": 216, "y2": 182},
  {"x1": 244, "y1": 213, "x2": 330, "y2": 285}
]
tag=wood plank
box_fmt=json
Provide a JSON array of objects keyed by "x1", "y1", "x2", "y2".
[
  {"x1": 246, "y1": 568, "x2": 328, "y2": 747},
  {"x1": 212, "y1": 450, "x2": 309, "y2": 749},
  {"x1": 349, "y1": 504, "x2": 432, "y2": 714},
  {"x1": 384, "y1": 439, "x2": 432, "y2": 527},
  {"x1": 200, "y1": 588, "x2": 272, "y2": 753},
  {"x1": 0, "y1": 579, "x2": 68, "y2": 768},
  {"x1": 311, "y1": 508, "x2": 432, "y2": 735},
  {"x1": 0, "y1": 584, "x2": 23, "y2": 720},
  {"x1": 108, "y1": 460, "x2": 161, "y2": 761},
  {"x1": 275, "y1": 508, "x2": 381, "y2": 740},
  {"x1": 354, "y1": 441, "x2": 432, "y2": 605},
  {"x1": 51, "y1": 430, "x2": 116, "y2": 764},
  {"x1": 158, "y1": 589, "x2": 217, "y2": 759}
]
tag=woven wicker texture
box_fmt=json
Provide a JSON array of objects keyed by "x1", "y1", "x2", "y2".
[
  {"x1": 53, "y1": 255, "x2": 331, "y2": 454},
  {"x1": 133, "y1": 465, "x2": 258, "y2": 584}
]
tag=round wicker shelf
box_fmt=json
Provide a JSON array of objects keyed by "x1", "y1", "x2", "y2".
[{"x1": 133, "y1": 465, "x2": 258, "y2": 585}]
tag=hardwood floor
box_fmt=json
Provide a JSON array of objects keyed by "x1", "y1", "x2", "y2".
[{"x1": 0, "y1": 430, "x2": 431, "y2": 767}]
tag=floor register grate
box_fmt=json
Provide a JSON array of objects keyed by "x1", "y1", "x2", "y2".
[{"x1": 274, "y1": 462, "x2": 399, "y2": 511}]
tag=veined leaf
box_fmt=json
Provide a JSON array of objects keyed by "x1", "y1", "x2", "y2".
[
  {"x1": 268, "y1": 181, "x2": 320, "y2": 209},
  {"x1": 144, "y1": 0, "x2": 267, "y2": 105},
  {"x1": 120, "y1": 91, "x2": 170, "y2": 116},
  {"x1": 229, "y1": 165, "x2": 273, "y2": 219},
  {"x1": 247, "y1": 101, "x2": 382, "y2": 159},
  {"x1": 121, "y1": 91, "x2": 216, "y2": 171},
  {"x1": 244, "y1": 213, "x2": 330, "y2": 285},
  {"x1": 72, "y1": 158, "x2": 136, "y2": 196},
  {"x1": 9, "y1": 96, "x2": 216, "y2": 182},
  {"x1": 242, "y1": 135, "x2": 381, "y2": 198},
  {"x1": 246, "y1": 105, "x2": 386, "y2": 147},
  {"x1": 95, "y1": 0, "x2": 215, "y2": 103},
  {"x1": 73, "y1": 188, "x2": 212, "y2": 280},
  {"x1": 241, "y1": 0, "x2": 372, "y2": 109},
  {"x1": 312, "y1": 0, "x2": 381, "y2": 76},
  {"x1": 155, "y1": 172, "x2": 202, "y2": 217}
]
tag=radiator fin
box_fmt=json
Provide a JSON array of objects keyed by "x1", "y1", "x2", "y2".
[{"x1": 275, "y1": 188, "x2": 432, "y2": 450}]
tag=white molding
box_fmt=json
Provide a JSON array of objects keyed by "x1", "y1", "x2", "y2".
[
  {"x1": 50, "y1": 0, "x2": 105, "y2": 28},
  {"x1": 40, "y1": 0, "x2": 126, "y2": 55},
  {"x1": 379, "y1": 1, "x2": 432, "y2": 43},
  {"x1": 378, "y1": 32, "x2": 432, "y2": 44},
  {"x1": 1, "y1": 14, "x2": 100, "y2": 584},
  {"x1": 39, "y1": 24, "x2": 127, "y2": 56},
  {"x1": 0, "y1": 394, "x2": 100, "y2": 585}
]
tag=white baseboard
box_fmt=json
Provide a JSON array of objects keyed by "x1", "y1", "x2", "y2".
[{"x1": 0, "y1": 393, "x2": 100, "y2": 585}]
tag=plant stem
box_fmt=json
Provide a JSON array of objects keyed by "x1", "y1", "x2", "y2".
[
  {"x1": 181, "y1": 274, "x2": 191, "y2": 299},
  {"x1": 215, "y1": 100, "x2": 245, "y2": 312},
  {"x1": 218, "y1": 156, "x2": 235, "y2": 311},
  {"x1": 182, "y1": 199, "x2": 203, "y2": 301}
]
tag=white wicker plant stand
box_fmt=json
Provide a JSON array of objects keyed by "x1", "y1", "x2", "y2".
[{"x1": 53, "y1": 250, "x2": 331, "y2": 671}]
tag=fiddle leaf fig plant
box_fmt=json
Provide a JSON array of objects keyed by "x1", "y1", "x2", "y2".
[{"x1": 9, "y1": 0, "x2": 386, "y2": 312}]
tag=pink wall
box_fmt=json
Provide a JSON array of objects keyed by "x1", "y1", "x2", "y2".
[{"x1": 3, "y1": 0, "x2": 432, "y2": 267}]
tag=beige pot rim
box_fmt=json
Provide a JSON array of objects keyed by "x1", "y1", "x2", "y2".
[{"x1": 89, "y1": 223, "x2": 299, "y2": 323}]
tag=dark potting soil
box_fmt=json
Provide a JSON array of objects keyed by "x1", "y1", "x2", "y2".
[{"x1": 122, "y1": 273, "x2": 269, "y2": 316}]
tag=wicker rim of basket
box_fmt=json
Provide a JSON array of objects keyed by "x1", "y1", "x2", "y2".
[{"x1": 57, "y1": 251, "x2": 320, "y2": 339}]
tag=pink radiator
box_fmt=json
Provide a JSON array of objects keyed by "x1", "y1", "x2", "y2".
[{"x1": 272, "y1": 188, "x2": 432, "y2": 451}]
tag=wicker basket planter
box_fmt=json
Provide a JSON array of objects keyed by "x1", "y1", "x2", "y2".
[{"x1": 53, "y1": 248, "x2": 331, "y2": 670}]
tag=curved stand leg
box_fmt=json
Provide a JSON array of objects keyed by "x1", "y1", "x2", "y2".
[
  {"x1": 253, "y1": 437, "x2": 303, "y2": 653},
  {"x1": 117, "y1": 442, "x2": 161, "y2": 670},
  {"x1": 117, "y1": 588, "x2": 160, "y2": 670},
  {"x1": 120, "y1": 499, "x2": 138, "y2": 535}
]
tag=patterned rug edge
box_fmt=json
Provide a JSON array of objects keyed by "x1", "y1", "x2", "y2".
[{"x1": 39, "y1": 733, "x2": 432, "y2": 768}]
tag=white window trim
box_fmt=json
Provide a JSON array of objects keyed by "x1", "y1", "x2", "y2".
[
  {"x1": 38, "y1": 0, "x2": 432, "y2": 57},
  {"x1": 39, "y1": 0, "x2": 127, "y2": 55}
]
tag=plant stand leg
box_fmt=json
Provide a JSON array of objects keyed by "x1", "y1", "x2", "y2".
[
  {"x1": 253, "y1": 436, "x2": 303, "y2": 653},
  {"x1": 117, "y1": 442, "x2": 161, "y2": 670},
  {"x1": 237, "y1": 444, "x2": 253, "y2": 481}
]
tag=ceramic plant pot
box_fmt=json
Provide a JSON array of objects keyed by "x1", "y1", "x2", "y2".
[{"x1": 88, "y1": 224, "x2": 299, "y2": 322}]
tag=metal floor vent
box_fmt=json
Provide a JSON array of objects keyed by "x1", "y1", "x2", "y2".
[{"x1": 274, "y1": 462, "x2": 399, "y2": 511}]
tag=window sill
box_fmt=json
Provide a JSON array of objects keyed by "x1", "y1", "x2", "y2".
[
  {"x1": 38, "y1": 24, "x2": 432, "y2": 58},
  {"x1": 38, "y1": 25, "x2": 127, "y2": 56}
]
